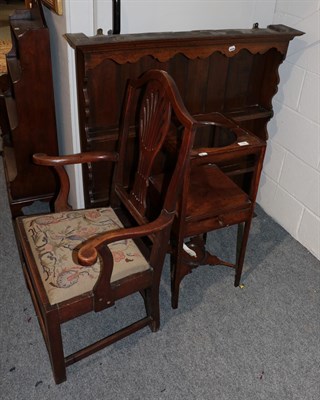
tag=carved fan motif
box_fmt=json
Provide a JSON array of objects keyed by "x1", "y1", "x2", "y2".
[{"x1": 130, "y1": 82, "x2": 172, "y2": 214}]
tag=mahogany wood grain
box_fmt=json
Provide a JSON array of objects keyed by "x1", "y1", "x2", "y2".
[
  {"x1": 65, "y1": 24, "x2": 303, "y2": 208},
  {"x1": 169, "y1": 114, "x2": 266, "y2": 308},
  {"x1": 0, "y1": 1, "x2": 59, "y2": 217},
  {"x1": 15, "y1": 70, "x2": 196, "y2": 383}
]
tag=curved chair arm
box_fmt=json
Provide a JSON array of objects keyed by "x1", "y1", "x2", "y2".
[
  {"x1": 78, "y1": 210, "x2": 174, "y2": 311},
  {"x1": 33, "y1": 151, "x2": 119, "y2": 212},
  {"x1": 191, "y1": 118, "x2": 265, "y2": 165},
  {"x1": 33, "y1": 151, "x2": 119, "y2": 166},
  {"x1": 78, "y1": 209, "x2": 173, "y2": 266}
]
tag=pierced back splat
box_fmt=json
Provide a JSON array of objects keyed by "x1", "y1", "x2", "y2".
[{"x1": 129, "y1": 82, "x2": 172, "y2": 215}]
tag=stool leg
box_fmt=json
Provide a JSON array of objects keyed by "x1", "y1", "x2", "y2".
[{"x1": 234, "y1": 220, "x2": 252, "y2": 287}]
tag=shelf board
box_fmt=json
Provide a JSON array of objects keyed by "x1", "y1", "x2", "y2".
[{"x1": 225, "y1": 106, "x2": 273, "y2": 122}]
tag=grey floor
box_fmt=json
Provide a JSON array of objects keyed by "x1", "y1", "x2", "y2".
[{"x1": 0, "y1": 156, "x2": 319, "y2": 399}]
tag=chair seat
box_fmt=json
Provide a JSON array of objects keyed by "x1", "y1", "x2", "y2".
[
  {"x1": 21, "y1": 207, "x2": 150, "y2": 305},
  {"x1": 185, "y1": 164, "x2": 250, "y2": 222}
]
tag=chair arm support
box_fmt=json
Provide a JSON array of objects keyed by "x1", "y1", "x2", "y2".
[
  {"x1": 33, "y1": 151, "x2": 119, "y2": 212},
  {"x1": 78, "y1": 211, "x2": 174, "y2": 266}
]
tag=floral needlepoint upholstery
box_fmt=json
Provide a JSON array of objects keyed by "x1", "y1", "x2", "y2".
[{"x1": 22, "y1": 208, "x2": 150, "y2": 305}]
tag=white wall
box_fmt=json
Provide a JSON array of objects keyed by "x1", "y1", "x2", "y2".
[
  {"x1": 42, "y1": 0, "x2": 95, "y2": 208},
  {"x1": 95, "y1": 0, "x2": 276, "y2": 33},
  {"x1": 257, "y1": 0, "x2": 320, "y2": 260}
]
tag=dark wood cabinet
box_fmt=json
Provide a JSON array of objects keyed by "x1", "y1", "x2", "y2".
[
  {"x1": 0, "y1": 1, "x2": 58, "y2": 217},
  {"x1": 66, "y1": 24, "x2": 303, "y2": 209}
]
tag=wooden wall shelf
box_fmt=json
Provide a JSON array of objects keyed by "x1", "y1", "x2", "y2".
[{"x1": 66, "y1": 24, "x2": 303, "y2": 209}]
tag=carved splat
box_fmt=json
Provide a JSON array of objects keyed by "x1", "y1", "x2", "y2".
[{"x1": 129, "y1": 82, "x2": 171, "y2": 215}]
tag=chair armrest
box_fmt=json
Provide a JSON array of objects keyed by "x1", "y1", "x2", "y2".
[
  {"x1": 78, "y1": 210, "x2": 174, "y2": 310},
  {"x1": 33, "y1": 151, "x2": 119, "y2": 212},
  {"x1": 78, "y1": 210, "x2": 173, "y2": 266},
  {"x1": 33, "y1": 151, "x2": 119, "y2": 166},
  {"x1": 191, "y1": 119, "x2": 265, "y2": 164}
]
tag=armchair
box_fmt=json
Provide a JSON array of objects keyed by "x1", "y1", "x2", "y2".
[{"x1": 14, "y1": 69, "x2": 196, "y2": 383}]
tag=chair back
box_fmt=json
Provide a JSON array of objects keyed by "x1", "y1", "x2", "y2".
[{"x1": 112, "y1": 69, "x2": 196, "y2": 226}]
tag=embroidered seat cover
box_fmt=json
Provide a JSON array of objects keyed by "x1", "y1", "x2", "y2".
[{"x1": 22, "y1": 208, "x2": 150, "y2": 305}]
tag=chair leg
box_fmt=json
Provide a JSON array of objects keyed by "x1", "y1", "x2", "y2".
[
  {"x1": 150, "y1": 289, "x2": 161, "y2": 332},
  {"x1": 171, "y1": 259, "x2": 181, "y2": 309},
  {"x1": 44, "y1": 310, "x2": 66, "y2": 384},
  {"x1": 171, "y1": 249, "x2": 190, "y2": 309},
  {"x1": 19, "y1": 264, "x2": 66, "y2": 383},
  {"x1": 171, "y1": 232, "x2": 198, "y2": 309},
  {"x1": 234, "y1": 220, "x2": 252, "y2": 287},
  {"x1": 144, "y1": 286, "x2": 160, "y2": 332}
]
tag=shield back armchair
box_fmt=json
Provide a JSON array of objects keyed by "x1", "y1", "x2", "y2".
[{"x1": 14, "y1": 69, "x2": 196, "y2": 383}]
